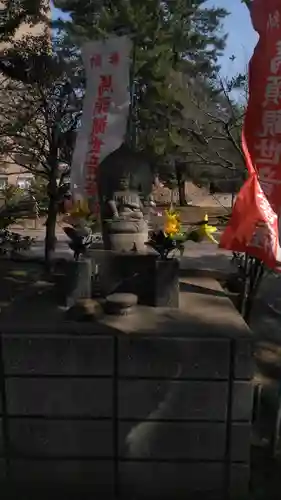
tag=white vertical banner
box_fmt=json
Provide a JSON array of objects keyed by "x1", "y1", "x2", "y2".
[{"x1": 71, "y1": 35, "x2": 132, "y2": 207}]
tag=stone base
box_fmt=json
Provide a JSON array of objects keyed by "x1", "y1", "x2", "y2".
[
  {"x1": 87, "y1": 251, "x2": 179, "y2": 308},
  {"x1": 153, "y1": 258, "x2": 179, "y2": 308},
  {"x1": 103, "y1": 230, "x2": 149, "y2": 253},
  {"x1": 63, "y1": 259, "x2": 92, "y2": 308},
  {"x1": 0, "y1": 290, "x2": 253, "y2": 499}
]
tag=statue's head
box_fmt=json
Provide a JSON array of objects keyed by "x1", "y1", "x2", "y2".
[
  {"x1": 118, "y1": 174, "x2": 130, "y2": 190},
  {"x1": 100, "y1": 144, "x2": 153, "y2": 197}
]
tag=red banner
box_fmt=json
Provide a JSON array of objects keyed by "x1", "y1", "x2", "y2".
[{"x1": 219, "y1": 0, "x2": 281, "y2": 268}]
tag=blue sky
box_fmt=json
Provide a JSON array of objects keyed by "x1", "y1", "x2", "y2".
[
  {"x1": 206, "y1": 0, "x2": 258, "y2": 78},
  {"x1": 51, "y1": 0, "x2": 258, "y2": 79}
]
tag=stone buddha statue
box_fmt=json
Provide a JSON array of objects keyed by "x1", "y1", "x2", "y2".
[
  {"x1": 106, "y1": 175, "x2": 147, "y2": 232},
  {"x1": 98, "y1": 145, "x2": 152, "y2": 251}
]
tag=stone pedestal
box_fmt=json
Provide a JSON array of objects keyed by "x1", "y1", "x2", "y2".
[
  {"x1": 63, "y1": 259, "x2": 92, "y2": 308},
  {"x1": 87, "y1": 250, "x2": 179, "y2": 307},
  {"x1": 102, "y1": 219, "x2": 149, "y2": 253},
  {"x1": 105, "y1": 230, "x2": 149, "y2": 253},
  {"x1": 153, "y1": 258, "x2": 179, "y2": 307},
  {"x1": 105, "y1": 293, "x2": 138, "y2": 315},
  {"x1": 0, "y1": 277, "x2": 253, "y2": 499}
]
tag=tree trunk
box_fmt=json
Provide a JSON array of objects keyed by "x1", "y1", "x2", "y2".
[
  {"x1": 175, "y1": 163, "x2": 187, "y2": 206},
  {"x1": 178, "y1": 180, "x2": 187, "y2": 206},
  {"x1": 44, "y1": 172, "x2": 57, "y2": 270}
]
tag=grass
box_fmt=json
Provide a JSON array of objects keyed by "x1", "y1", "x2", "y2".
[
  {"x1": 0, "y1": 260, "x2": 43, "y2": 315},
  {"x1": 0, "y1": 258, "x2": 72, "y2": 326}
]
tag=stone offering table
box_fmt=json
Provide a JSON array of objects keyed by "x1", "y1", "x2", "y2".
[
  {"x1": 0, "y1": 277, "x2": 253, "y2": 499},
  {"x1": 87, "y1": 249, "x2": 180, "y2": 307}
]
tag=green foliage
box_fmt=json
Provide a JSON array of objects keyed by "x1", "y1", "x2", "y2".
[
  {"x1": 54, "y1": 0, "x2": 229, "y2": 162},
  {"x1": 0, "y1": 185, "x2": 23, "y2": 203},
  {"x1": 0, "y1": 34, "x2": 82, "y2": 182},
  {"x1": 175, "y1": 72, "x2": 247, "y2": 182},
  {"x1": 0, "y1": 0, "x2": 48, "y2": 43},
  {"x1": 0, "y1": 187, "x2": 38, "y2": 229},
  {"x1": 28, "y1": 177, "x2": 49, "y2": 212},
  {"x1": 29, "y1": 177, "x2": 48, "y2": 200},
  {"x1": 0, "y1": 32, "x2": 82, "y2": 262},
  {"x1": 241, "y1": 0, "x2": 252, "y2": 8},
  {"x1": 1, "y1": 0, "x2": 245, "y2": 206},
  {"x1": 145, "y1": 230, "x2": 185, "y2": 260}
]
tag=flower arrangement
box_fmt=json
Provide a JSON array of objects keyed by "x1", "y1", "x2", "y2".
[
  {"x1": 145, "y1": 208, "x2": 186, "y2": 259},
  {"x1": 146, "y1": 209, "x2": 218, "y2": 259},
  {"x1": 63, "y1": 199, "x2": 101, "y2": 259},
  {"x1": 187, "y1": 214, "x2": 219, "y2": 244},
  {"x1": 164, "y1": 208, "x2": 182, "y2": 237},
  {"x1": 64, "y1": 199, "x2": 99, "y2": 231}
]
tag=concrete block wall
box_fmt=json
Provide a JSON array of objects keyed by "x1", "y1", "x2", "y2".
[{"x1": 0, "y1": 333, "x2": 253, "y2": 499}]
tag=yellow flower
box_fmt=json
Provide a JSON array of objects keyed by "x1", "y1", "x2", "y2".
[
  {"x1": 198, "y1": 214, "x2": 218, "y2": 244},
  {"x1": 69, "y1": 199, "x2": 90, "y2": 217},
  {"x1": 164, "y1": 208, "x2": 181, "y2": 236}
]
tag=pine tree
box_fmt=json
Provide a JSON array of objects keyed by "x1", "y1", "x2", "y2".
[
  {"x1": 54, "y1": 0, "x2": 228, "y2": 81},
  {"x1": 241, "y1": 0, "x2": 252, "y2": 8},
  {"x1": 54, "y1": 0, "x2": 229, "y2": 204}
]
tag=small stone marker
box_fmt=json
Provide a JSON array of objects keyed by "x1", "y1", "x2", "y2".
[{"x1": 105, "y1": 292, "x2": 138, "y2": 315}]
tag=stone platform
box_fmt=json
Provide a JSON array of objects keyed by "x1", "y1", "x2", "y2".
[{"x1": 0, "y1": 276, "x2": 253, "y2": 499}]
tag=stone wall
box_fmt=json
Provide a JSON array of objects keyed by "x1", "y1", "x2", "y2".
[{"x1": 0, "y1": 331, "x2": 253, "y2": 499}]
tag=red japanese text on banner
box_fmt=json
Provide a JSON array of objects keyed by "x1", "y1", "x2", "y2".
[
  {"x1": 220, "y1": 0, "x2": 281, "y2": 268},
  {"x1": 70, "y1": 36, "x2": 132, "y2": 213}
]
